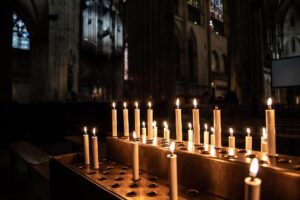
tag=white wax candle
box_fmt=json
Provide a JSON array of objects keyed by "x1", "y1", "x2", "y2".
[
  {"x1": 245, "y1": 128, "x2": 252, "y2": 151},
  {"x1": 175, "y1": 99, "x2": 182, "y2": 142},
  {"x1": 168, "y1": 142, "x2": 178, "y2": 200},
  {"x1": 123, "y1": 102, "x2": 129, "y2": 137},
  {"x1": 204, "y1": 124, "x2": 209, "y2": 145},
  {"x1": 142, "y1": 121, "x2": 146, "y2": 136},
  {"x1": 83, "y1": 126, "x2": 90, "y2": 165},
  {"x1": 134, "y1": 102, "x2": 140, "y2": 138},
  {"x1": 265, "y1": 98, "x2": 276, "y2": 156},
  {"x1": 244, "y1": 158, "x2": 261, "y2": 200},
  {"x1": 92, "y1": 128, "x2": 99, "y2": 169},
  {"x1": 188, "y1": 123, "x2": 193, "y2": 143},
  {"x1": 112, "y1": 102, "x2": 117, "y2": 137},
  {"x1": 132, "y1": 132, "x2": 139, "y2": 181},
  {"x1": 164, "y1": 121, "x2": 170, "y2": 140},
  {"x1": 152, "y1": 121, "x2": 157, "y2": 138},
  {"x1": 210, "y1": 127, "x2": 215, "y2": 146},
  {"x1": 228, "y1": 128, "x2": 235, "y2": 148},
  {"x1": 213, "y1": 106, "x2": 222, "y2": 148},
  {"x1": 192, "y1": 99, "x2": 200, "y2": 144},
  {"x1": 147, "y1": 102, "x2": 153, "y2": 140},
  {"x1": 261, "y1": 127, "x2": 268, "y2": 153}
]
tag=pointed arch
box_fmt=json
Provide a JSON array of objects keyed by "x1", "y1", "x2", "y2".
[{"x1": 188, "y1": 28, "x2": 197, "y2": 80}]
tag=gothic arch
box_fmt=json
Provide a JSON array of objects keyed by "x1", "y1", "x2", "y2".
[{"x1": 188, "y1": 29, "x2": 197, "y2": 80}]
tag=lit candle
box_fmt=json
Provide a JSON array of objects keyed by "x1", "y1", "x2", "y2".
[
  {"x1": 164, "y1": 121, "x2": 170, "y2": 140},
  {"x1": 188, "y1": 123, "x2": 193, "y2": 143},
  {"x1": 213, "y1": 106, "x2": 222, "y2": 148},
  {"x1": 112, "y1": 102, "x2": 117, "y2": 137},
  {"x1": 132, "y1": 131, "x2": 139, "y2": 181},
  {"x1": 204, "y1": 123, "x2": 209, "y2": 145},
  {"x1": 228, "y1": 128, "x2": 235, "y2": 148},
  {"x1": 245, "y1": 128, "x2": 252, "y2": 151},
  {"x1": 192, "y1": 99, "x2": 200, "y2": 144},
  {"x1": 142, "y1": 121, "x2": 146, "y2": 136},
  {"x1": 123, "y1": 102, "x2": 129, "y2": 137},
  {"x1": 134, "y1": 102, "x2": 140, "y2": 138},
  {"x1": 244, "y1": 158, "x2": 261, "y2": 200},
  {"x1": 152, "y1": 121, "x2": 158, "y2": 138},
  {"x1": 175, "y1": 98, "x2": 182, "y2": 142},
  {"x1": 83, "y1": 126, "x2": 90, "y2": 165},
  {"x1": 92, "y1": 128, "x2": 99, "y2": 169},
  {"x1": 168, "y1": 142, "x2": 178, "y2": 200},
  {"x1": 210, "y1": 127, "x2": 215, "y2": 146},
  {"x1": 265, "y1": 97, "x2": 276, "y2": 156},
  {"x1": 261, "y1": 127, "x2": 268, "y2": 153},
  {"x1": 147, "y1": 102, "x2": 153, "y2": 140}
]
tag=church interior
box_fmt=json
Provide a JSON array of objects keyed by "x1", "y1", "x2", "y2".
[{"x1": 0, "y1": 0, "x2": 300, "y2": 199}]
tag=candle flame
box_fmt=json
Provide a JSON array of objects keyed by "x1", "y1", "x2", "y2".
[
  {"x1": 188, "y1": 122, "x2": 192, "y2": 129},
  {"x1": 193, "y1": 98, "x2": 197, "y2": 108},
  {"x1": 229, "y1": 128, "x2": 234, "y2": 136},
  {"x1": 133, "y1": 131, "x2": 137, "y2": 139},
  {"x1": 210, "y1": 127, "x2": 215, "y2": 133},
  {"x1": 148, "y1": 102, "x2": 152, "y2": 108},
  {"x1": 164, "y1": 121, "x2": 168, "y2": 129},
  {"x1": 170, "y1": 141, "x2": 175, "y2": 154},
  {"x1": 84, "y1": 126, "x2": 87, "y2": 134},
  {"x1": 135, "y1": 101, "x2": 138, "y2": 109},
  {"x1": 267, "y1": 97, "x2": 272, "y2": 107},
  {"x1": 92, "y1": 127, "x2": 96, "y2": 136},
  {"x1": 246, "y1": 128, "x2": 251, "y2": 136},
  {"x1": 123, "y1": 102, "x2": 127, "y2": 109},
  {"x1": 112, "y1": 102, "x2": 116, "y2": 109},
  {"x1": 142, "y1": 121, "x2": 145, "y2": 127},
  {"x1": 152, "y1": 121, "x2": 157, "y2": 127},
  {"x1": 262, "y1": 127, "x2": 267, "y2": 139},
  {"x1": 249, "y1": 158, "x2": 259, "y2": 177},
  {"x1": 176, "y1": 98, "x2": 180, "y2": 108},
  {"x1": 204, "y1": 123, "x2": 208, "y2": 130}
]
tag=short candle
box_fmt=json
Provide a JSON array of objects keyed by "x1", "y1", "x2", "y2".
[
  {"x1": 228, "y1": 128, "x2": 235, "y2": 148},
  {"x1": 245, "y1": 128, "x2": 252, "y2": 151},
  {"x1": 204, "y1": 123, "x2": 209, "y2": 145},
  {"x1": 244, "y1": 158, "x2": 261, "y2": 200}
]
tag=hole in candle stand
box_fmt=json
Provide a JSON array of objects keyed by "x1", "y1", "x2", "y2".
[
  {"x1": 87, "y1": 171, "x2": 96, "y2": 175},
  {"x1": 187, "y1": 189, "x2": 199, "y2": 197},
  {"x1": 148, "y1": 183, "x2": 158, "y2": 188},
  {"x1": 98, "y1": 176, "x2": 107, "y2": 181},
  {"x1": 129, "y1": 183, "x2": 139, "y2": 188},
  {"x1": 259, "y1": 160, "x2": 269, "y2": 165},
  {"x1": 218, "y1": 149, "x2": 227, "y2": 154},
  {"x1": 277, "y1": 158, "x2": 293, "y2": 164},
  {"x1": 238, "y1": 149, "x2": 247, "y2": 154},
  {"x1": 78, "y1": 165, "x2": 86, "y2": 169},
  {"x1": 107, "y1": 166, "x2": 114, "y2": 170},
  {"x1": 102, "y1": 170, "x2": 110, "y2": 175},
  {"x1": 122, "y1": 166, "x2": 129, "y2": 170},
  {"x1": 119, "y1": 171, "x2": 126, "y2": 175},
  {"x1": 111, "y1": 183, "x2": 121, "y2": 188},
  {"x1": 179, "y1": 147, "x2": 188, "y2": 151},
  {"x1": 245, "y1": 154, "x2": 257, "y2": 158},
  {"x1": 147, "y1": 191, "x2": 158, "y2": 197},
  {"x1": 110, "y1": 162, "x2": 117, "y2": 165},
  {"x1": 115, "y1": 177, "x2": 124, "y2": 181},
  {"x1": 196, "y1": 146, "x2": 205, "y2": 151},
  {"x1": 149, "y1": 177, "x2": 158, "y2": 181},
  {"x1": 201, "y1": 150, "x2": 209, "y2": 155},
  {"x1": 139, "y1": 171, "x2": 143, "y2": 175},
  {"x1": 292, "y1": 165, "x2": 300, "y2": 171},
  {"x1": 126, "y1": 191, "x2": 137, "y2": 197}
]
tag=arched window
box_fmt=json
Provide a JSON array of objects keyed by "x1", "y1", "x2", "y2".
[
  {"x1": 210, "y1": 0, "x2": 223, "y2": 21},
  {"x1": 12, "y1": 13, "x2": 30, "y2": 50}
]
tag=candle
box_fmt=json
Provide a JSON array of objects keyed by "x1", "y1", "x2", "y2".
[
  {"x1": 132, "y1": 131, "x2": 139, "y2": 181},
  {"x1": 265, "y1": 97, "x2": 276, "y2": 156},
  {"x1": 134, "y1": 102, "x2": 140, "y2": 138},
  {"x1": 142, "y1": 121, "x2": 146, "y2": 136},
  {"x1": 175, "y1": 98, "x2": 182, "y2": 142},
  {"x1": 152, "y1": 121, "x2": 158, "y2": 138},
  {"x1": 83, "y1": 126, "x2": 90, "y2": 165},
  {"x1": 261, "y1": 127, "x2": 268, "y2": 153},
  {"x1": 112, "y1": 102, "x2": 117, "y2": 137},
  {"x1": 204, "y1": 123, "x2": 209, "y2": 145},
  {"x1": 210, "y1": 127, "x2": 215, "y2": 146},
  {"x1": 188, "y1": 123, "x2": 193, "y2": 143},
  {"x1": 192, "y1": 99, "x2": 200, "y2": 144},
  {"x1": 213, "y1": 106, "x2": 222, "y2": 148},
  {"x1": 168, "y1": 142, "x2": 178, "y2": 200},
  {"x1": 164, "y1": 121, "x2": 170, "y2": 140},
  {"x1": 123, "y1": 102, "x2": 129, "y2": 137},
  {"x1": 244, "y1": 158, "x2": 261, "y2": 200},
  {"x1": 92, "y1": 128, "x2": 99, "y2": 169},
  {"x1": 228, "y1": 128, "x2": 235, "y2": 148},
  {"x1": 147, "y1": 102, "x2": 153, "y2": 140},
  {"x1": 245, "y1": 128, "x2": 252, "y2": 151}
]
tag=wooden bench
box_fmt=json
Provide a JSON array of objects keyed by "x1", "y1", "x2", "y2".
[{"x1": 6, "y1": 141, "x2": 51, "y2": 181}]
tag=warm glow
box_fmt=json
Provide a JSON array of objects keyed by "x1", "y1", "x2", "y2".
[
  {"x1": 152, "y1": 121, "x2": 157, "y2": 128},
  {"x1": 142, "y1": 121, "x2": 145, "y2": 128},
  {"x1": 133, "y1": 131, "x2": 137, "y2": 139},
  {"x1": 193, "y1": 98, "x2": 197, "y2": 108},
  {"x1": 210, "y1": 127, "x2": 215, "y2": 133},
  {"x1": 188, "y1": 122, "x2": 192, "y2": 130},
  {"x1": 249, "y1": 158, "x2": 259, "y2": 177},
  {"x1": 267, "y1": 97, "x2": 273, "y2": 108},
  {"x1": 262, "y1": 127, "x2": 267, "y2": 139},
  {"x1": 246, "y1": 128, "x2": 251, "y2": 136},
  {"x1": 84, "y1": 126, "x2": 87, "y2": 134},
  {"x1": 112, "y1": 102, "x2": 116, "y2": 109},
  {"x1": 229, "y1": 148, "x2": 235, "y2": 156},
  {"x1": 93, "y1": 127, "x2": 96, "y2": 136},
  {"x1": 123, "y1": 102, "x2": 127, "y2": 109},
  {"x1": 170, "y1": 141, "x2": 175, "y2": 154},
  {"x1": 229, "y1": 128, "x2": 234, "y2": 136},
  {"x1": 164, "y1": 121, "x2": 168, "y2": 129},
  {"x1": 204, "y1": 123, "x2": 208, "y2": 131},
  {"x1": 148, "y1": 102, "x2": 152, "y2": 109},
  {"x1": 135, "y1": 101, "x2": 138, "y2": 109},
  {"x1": 176, "y1": 98, "x2": 180, "y2": 108}
]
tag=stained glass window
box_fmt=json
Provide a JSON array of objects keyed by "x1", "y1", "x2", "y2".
[
  {"x1": 210, "y1": 0, "x2": 223, "y2": 21},
  {"x1": 12, "y1": 13, "x2": 30, "y2": 50}
]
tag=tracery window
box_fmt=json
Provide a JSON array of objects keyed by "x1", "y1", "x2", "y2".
[
  {"x1": 12, "y1": 13, "x2": 30, "y2": 50},
  {"x1": 210, "y1": 0, "x2": 223, "y2": 22}
]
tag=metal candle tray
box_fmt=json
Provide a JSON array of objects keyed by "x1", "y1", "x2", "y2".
[{"x1": 106, "y1": 136, "x2": 300, "y2": 200}]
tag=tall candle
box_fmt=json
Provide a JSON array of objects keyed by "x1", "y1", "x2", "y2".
[
  {"x1": 192, "y1": 99, "x2": 200, "y2": 144},
  {"x1": 168, "y1": 142, "x2": 178, "y2": 200},
  {"x1": 147, "y1": 102, "x2": 153, "y2": 140},
  {"x1": 175, "y1": 99, "x2": 182, "y2": 142},
  {"x1": 188, "y1": 123, "x2": 193, "y2": 143},
  {"x1": 210, "y1": 127, "x2": 215, "y2": 146},
  {"x1": 83, "y1": 126, "x2": 90, "y2": 165},
  {"x1": 152, "y1": 121, "x2": 157, "y2": 138},
  {"x1": 265, "y1": 98, "x2": 276, "y2": 156},
  {"x1": 112, "y1": 102, "x2": 117, "y2": 137},
  {"x1": 261, "y1": 127, "x2": 268, "y2": 153},
  {"x1": 92, "y1": 128, "x2": 99, "y2": 169},
  {"x1": 244, "y1": 158, "x2": 261, "y2": 200},
  {"x1": 214, "y1": 106, "x2": 222, "y2": 148},
  {"x1": 228, "y1": 128, "x2": 235, "y2": 148},
  {"x1": 245, "y1": 128, "x2": 252, "y2": 151},
  {"x1": 123, "y1": 102, "x2": 129, "y2": 137},
  {"x1": 204, "y1": 123, "x2": 209, "y2": 145},
  {"x1": 134, "y1": 102, "x2": 140, "y2": 138},
  {"x1": 132, "y1": 131, "x2": 139, "y2": 181},
  {"x1": 164, "y1": 121, "x2": 170, "y2": 140}
]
